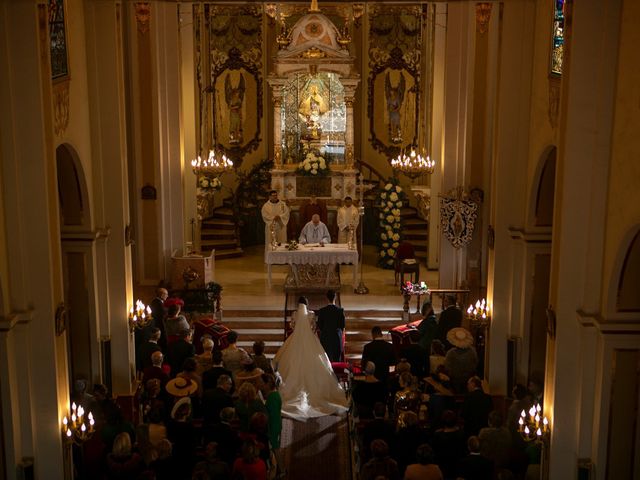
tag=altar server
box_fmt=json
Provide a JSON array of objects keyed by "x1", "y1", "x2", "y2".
[
  {"x1": 299, "y1": 214, "x2": 331, "y2": 245},
  {"x1": 337, "y1": 196, "x2": 359, "y2": 244},
  {"x1": 261, "y1": 190, "x2": 290, "y2": 253}
]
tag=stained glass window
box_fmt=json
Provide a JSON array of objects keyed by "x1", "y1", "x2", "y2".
[
  {"x1": 551, "y1": 0, "x2": 564, "y2": 75},
  {"x1": 49, "y1": 0, "x2": 69, "y2": 79}
]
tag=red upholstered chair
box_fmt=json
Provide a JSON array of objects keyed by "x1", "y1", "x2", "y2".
[{"x1": 394, "y1": 241, "x2": 419, "y2": 285}]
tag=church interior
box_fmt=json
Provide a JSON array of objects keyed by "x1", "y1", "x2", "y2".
[{"x1": 0, "y1": 0, "x2": 639, "y2": 479}]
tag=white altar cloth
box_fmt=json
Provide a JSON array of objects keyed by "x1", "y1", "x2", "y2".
[{"x1": 265, "y1": 243, "x2": 358, "y2": 287}]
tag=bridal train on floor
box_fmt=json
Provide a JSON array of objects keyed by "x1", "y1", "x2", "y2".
[{"x1": 273, "y1": 303, "x2": 350, "y2": 420}]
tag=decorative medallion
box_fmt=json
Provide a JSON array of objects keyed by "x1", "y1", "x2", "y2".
[
  {"x1": 475, "y1": 3, "x2": 492, "y2": 35},
  {"x1": 53, "y1": 80, "x2": 70, "y2": 137},
  {"x1": 135, "y1": 2, "x2": 151, "y2": 35},
  {"x1": 440, "y1": 196, "x2": 478, "y2": 249}
]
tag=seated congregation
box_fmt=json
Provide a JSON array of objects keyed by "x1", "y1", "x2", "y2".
[{"x1": 75, "y1": 288, "x2": 543, "y2": 480}]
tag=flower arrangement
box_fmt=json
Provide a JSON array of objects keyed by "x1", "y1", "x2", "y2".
[
  {"x1": 401, "y1": 281, "x2": 429, "y2": 296},
  {"x1": 297, "y1": 151, "x2": 329, "y2": 176},
  {"x1": 286, "y1": 240, "x2": 299, "y2": 251},
  {"x1": 198, "y1": 176, "x2": 222, "y2": 193},
  {"x1": 377, "y1": 177, "x2": 407, "y2": 268}
]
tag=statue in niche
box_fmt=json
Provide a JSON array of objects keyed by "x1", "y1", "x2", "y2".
[
  {"x1": 385, "y1": 71, "x2": 405, "y2": 144},
  {"x1": 299, "y1": 83, "x2": 329, "y2": 140},
  {"x1": 225, "y1": 73, "x2": 245, "y2": 145}
]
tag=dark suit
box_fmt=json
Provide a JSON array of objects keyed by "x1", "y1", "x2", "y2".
[
  {"x1": 202, "y1": 365, "x2": 233, "y2": 391},
  {"x1": 462, "y1": 388, "x2": 494, "y2": 436},
  {"x1": 202, "y1": 387, "x2": 234, "y2": 426},
  {"x1": 436, "y1": 305, "x2": 463, "y2": 347},
  {"x1": 361, "y1": 339, "x2": 396, "y2": 382},
  {"x1": 457, "y1": 453, "x2": 494, "y2": 480},
  {"x1": 401, "y1": 343, "x2": 429, "y2": 378},
  {"x1": 149, "y1": 296, "x2": 168, "y2": 349},
  {"x1": 316, "y1": 304, "x2": 346, "y2": 362},
  {"x1": 136, "y1": 340, "x2": 161, "y2": 371},
  {"x1": 167, "y1": 339, "x2": 196, "y2": 375}
]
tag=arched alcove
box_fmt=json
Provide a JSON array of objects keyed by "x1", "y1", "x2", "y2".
[
  {"x1": 56, "y1": 144, "x2": 91, "y2": 228},
  {"x1": 616, "y1": 228, "x2": 640, "y2": 312},
  {"x1": 534, "y1": 147, "x2": 556, "y2": 227},
  {"x1": 55, "y1": 143, "x2": 96, "y2": 384}
]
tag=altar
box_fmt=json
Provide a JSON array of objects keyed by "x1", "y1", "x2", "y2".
[{"x1": 265, "y1": 243, "x2": 358, "y2": 288}]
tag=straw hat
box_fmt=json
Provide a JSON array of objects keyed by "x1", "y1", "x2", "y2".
[
  {"x1": 165, "y1": 377, "x2": 198, "y2": 397},
  {"x1": 447, "y1": 327, "x2": 474, "y2": 348},
  {"x1": 170, "y1": 396, "x2": 192, "y2": 420}
]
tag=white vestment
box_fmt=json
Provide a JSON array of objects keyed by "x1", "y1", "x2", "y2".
[
  {"x1": 273, "y1": 304, "x2": 349, "y2": 420},
  {"x1": 337, "y1": 205, "x2": 359, "y2": 244},
  {"x1": 299, "y1": 221, "x2": 331, "y2": 244},
  {"x1": 261, "y1": 199, "x2": 290, "y2": 253}
]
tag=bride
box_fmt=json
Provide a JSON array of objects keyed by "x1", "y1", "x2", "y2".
[{"x1": 274, "y1": 297, "x2": 350, "y2": 420}]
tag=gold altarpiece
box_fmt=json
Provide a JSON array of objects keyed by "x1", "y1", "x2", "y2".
[{"x1": 267, "y1": 9, "x2": 360, "y2": 211}]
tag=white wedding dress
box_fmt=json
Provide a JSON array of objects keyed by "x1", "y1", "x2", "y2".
[{"x1": 273, "y1": 304, "x2": 350, "y2": 420}]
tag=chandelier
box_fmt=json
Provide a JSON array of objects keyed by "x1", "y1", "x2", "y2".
[
  {"x1": 128, "y1": 299, "x2": 152, "y2": 333},
  {"x1": 191, "y1": 149, "x2": 233, "y2": 177},
  {"x1": 391, "y1": 147, "x2": 435, "y2": 180}
]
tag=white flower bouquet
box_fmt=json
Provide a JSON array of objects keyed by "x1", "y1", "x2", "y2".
[
  {"x1": 377, "y1": 178, "x2": 407, "y2": 268},
  {"x1": 297, "y1": 151, "x2": 329, "y2": 176},
  {"x1": 198, "y1": 176, "x2": 222, "y2": 192}
]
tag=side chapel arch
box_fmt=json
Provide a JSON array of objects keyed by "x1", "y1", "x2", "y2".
[{"x1": 608, "y1": 225, "x2": 640, "y2": 316}]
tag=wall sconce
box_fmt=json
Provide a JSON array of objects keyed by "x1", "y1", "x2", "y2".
[
  {"x1": 61, "y1": 402, "x2": 95, "y2": 444},
  {"x1": 518, "y1": 404, "x2": 550, "y2": 442},
  {"x1": 128, "y1": 300, "x2": 152, "y2": 333},
  {"x1": 466, "y1": 298, "x2": 491, "y2": 328}
]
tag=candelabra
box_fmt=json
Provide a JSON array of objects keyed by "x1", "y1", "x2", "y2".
[
  {"x1": 466, "y1": 298, "x2": 491, "y2": 328},
  {"x1": 354, "y1": 205, "x2": 369, "y2": 294},
  {"x1": 191, "y1": 149, "x2": 233, "y2": 177},
  {"x1": 391, "y1": 147, "x2": 435, "y2": 180},
  {"x1": 518, "y1": 404, "x2": 550, "y2": 442},
  {"x1": 128, "y1": 300, "x2": 152, "y2": 333},
  {"x1": 62, "y1": 402, "x2": 95, "y2": 444}
]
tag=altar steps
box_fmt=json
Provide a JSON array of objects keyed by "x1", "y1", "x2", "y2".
[
  {"x1": 221, "y1": 309, "x2": 405, "y2": 363},
  {"x1": 201, "y1": 207, "x2": 243, "y2": 259}
]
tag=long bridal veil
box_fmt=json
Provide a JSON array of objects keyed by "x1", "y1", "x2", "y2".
[{"x1": 273, "y1": 303, "x2": 349, "y2": 420}]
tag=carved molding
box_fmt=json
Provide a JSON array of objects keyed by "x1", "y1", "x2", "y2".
[
  {"x1": 475, "y1": 3, "x2": 492, "y2": 35},
  {"x1": 135, "y1": 2, "x2": 151, "y2": 35},
  {"x1": 548, "y1": 75, "x2": 561, "y2": 129},
  {"x1": 53, "y1": 80, "x2": 70, "y2": 137}
]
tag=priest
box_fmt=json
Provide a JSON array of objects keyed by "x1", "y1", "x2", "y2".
[
  {"x1": 261, "y1": 190, "x2": 290, "y2": 253},
  {"x1": 337, "y1": 196, "x2": 359, "y2": 244},
  {"x1": 299, "y1": 214, "x2": 331, "y2": 245}
]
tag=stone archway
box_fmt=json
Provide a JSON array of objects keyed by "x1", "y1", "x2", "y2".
[{"x1": 56, "y1": 144, "x2": 100, "y2": 385}]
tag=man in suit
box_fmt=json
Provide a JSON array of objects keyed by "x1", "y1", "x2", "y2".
[
  {"x1": 202, "y1": 349, "x2": 234, "y2": 392},
  {"x1": 401, "y1": 331, "x2": 429, "y2": 378},
  {"x1": 436, "y1": 294, "x2": 463, "y2": 348},
  {"x1": 457, "y1": 436, "x2": 494, "y2": 480},
  {"x1": 462, "y1": 376, "x2": 494, "y2": 437},
  {"x1": 149, "y1": 287, "x2": 168, "y2": 349},
  {"x1": 361, "y1": 326, "x2": 396, "y2": 382},
  {"x1": 136, "y1": 327, "x2": 162, "y2": 372},
  {"x1": 167, "y1": 329, "x2": 196, "y2": 376},
  {"x1": 316, "y1": 290, "x2": 345, "y2": 362}
]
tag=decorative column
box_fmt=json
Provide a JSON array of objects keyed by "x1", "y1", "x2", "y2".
[
  {"x1": 342, "y1": 82, "x2": 358, "y2": 169},
  {"x1": 268, "y1": 78, "x2": 287, "y2": 198}
]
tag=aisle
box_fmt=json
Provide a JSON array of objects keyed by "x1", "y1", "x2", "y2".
[{"x1": 280, "y1": 414, "x2": 351, "y2": 480}]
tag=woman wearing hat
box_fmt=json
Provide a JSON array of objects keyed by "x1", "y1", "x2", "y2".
[{"x1": 444, "y1": 327, "x2": 478, "y2": 393}]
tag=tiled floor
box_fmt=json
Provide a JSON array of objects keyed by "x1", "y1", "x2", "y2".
[{"x1": 216, "y1": 244, "x2": 439, "y2": 311}]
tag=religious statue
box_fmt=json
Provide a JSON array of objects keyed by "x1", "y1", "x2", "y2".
[
  {"x1": 299, "y1": 83, "x2": 328, "y2": 140},
  {"x1": 385, "y1": 71, "x2": 405, "y2": 144},
  {"x1": 225, "y1": 73, "x2": 245, "y2": 145}
]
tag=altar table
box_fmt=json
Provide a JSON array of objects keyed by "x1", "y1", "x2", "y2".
[{"x1": 265, "y1": 243, "x2": 358, "y2": 288}]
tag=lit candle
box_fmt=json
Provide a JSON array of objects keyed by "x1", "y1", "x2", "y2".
[{"x1": 543, "y1": 416, "x2": 549, "y2": 432}]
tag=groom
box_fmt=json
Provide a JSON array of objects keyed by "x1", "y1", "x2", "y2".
[{"x1": 316, "y1": 290, "x2": 345, "y2": 362}]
